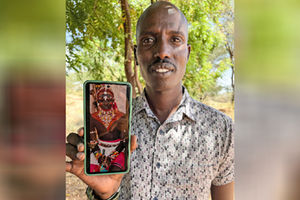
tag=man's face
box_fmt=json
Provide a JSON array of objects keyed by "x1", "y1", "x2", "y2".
[
  {"x1": 97, "y1": 93, "x2": 114, "y2": 110},
  {"x1": 135, "y1": 5, "x2": 190, "y2": 91}
]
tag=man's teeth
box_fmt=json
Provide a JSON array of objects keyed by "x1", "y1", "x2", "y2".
[{"x1": 155, "y1": 68, "x2": 170, "y2": 73}]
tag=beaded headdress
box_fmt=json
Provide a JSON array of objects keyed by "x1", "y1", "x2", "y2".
[{"x1": 96, "y1": 85, "x2": 114, "y2": 99}]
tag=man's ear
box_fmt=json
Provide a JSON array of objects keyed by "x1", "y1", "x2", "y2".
[
  {"x1": 187, "y1": 44, "x2": 191, "y2": 60},
  {"x1": 134, "y1": 45, "x2": 138, "y2": 65}
]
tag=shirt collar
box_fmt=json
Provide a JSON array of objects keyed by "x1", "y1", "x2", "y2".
[
  {"x1": 133, "y1": 86, "x2": 197, "y2": 122},
  {"x1": 177, "y1": 87, "x2": 197, "y2": 121},
  {"x1": 133, "y1": 89, "x2": 155, "y2": 118}
]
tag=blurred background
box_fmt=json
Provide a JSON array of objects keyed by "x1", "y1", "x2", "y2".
[
  {"x1": 235, "y1": 0, "x2": 300, "y2": 199},
  {"x1": 0, "y1": 0, "x2": 299, "y2": 199},
  {"x1": 0, "y1": 0, "x2": 65, "y2": 199}
]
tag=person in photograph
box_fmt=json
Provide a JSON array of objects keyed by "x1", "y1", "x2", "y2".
[{"x1": 89, "y1": 85, "x2": 128, "y2": 172}]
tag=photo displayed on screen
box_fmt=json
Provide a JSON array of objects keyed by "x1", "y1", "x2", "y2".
[{"x1": 88, "y1": 83, "x2": 129, "y2": 173}]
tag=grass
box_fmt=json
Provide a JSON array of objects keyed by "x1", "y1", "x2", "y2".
[
  {"x1": 203, "y1": 93, "x2": 235, "y2": 120},
  {"x1": 66, "y1": 92, "x2": 84, "y2": 135}
]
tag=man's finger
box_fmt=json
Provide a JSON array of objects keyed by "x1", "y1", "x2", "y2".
[
  {"x1": 67, "y1": 132, "x2": 83, "y2": 146},
  {"x1": 77, "y1": 127, "x2": 84, "y2": 137},
  {"x1": 66, "y1": 143, "x2": 78, "y2": 160},
  {"x1": 66, "y1": 161, "x2": 73, "y2": 172},
  {"x1": 76, "y1": 152, "x2": 85, "y2": 161},
  {"x1": 77, "y1": 143, "x2": 84, "y2": 152},
  {"x1": 130, "y1": 135, "x2": 138, "y2": 153}
]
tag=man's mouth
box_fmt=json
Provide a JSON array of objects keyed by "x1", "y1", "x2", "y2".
[
  {"x1": 150, "y1": 64, "x2": 175, "y2": 74},
  {"x1": 154, "y1": 68, "x2": 172, "y2": 73}
]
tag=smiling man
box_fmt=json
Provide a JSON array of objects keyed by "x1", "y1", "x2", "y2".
[
  {"x1": 66, "y1": 1, "x2": 234, "y2": 200},
  {"x1": 134, "y1": 2, "x2": 190, "y2": 124}
]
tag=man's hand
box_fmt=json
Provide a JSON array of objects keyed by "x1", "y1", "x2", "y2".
[
  {"x1": 211, "y1": 182, "x2": 234, "y2": 200},
  {"x1": 66, "y1": 127, "x2": 138, "y2": 199},
  {"x1": 116, "y1": 116, "x2": 129, "y2": 138},
  {"x1": 110, "y1": 102, "x2": 129, "y2": 137},
  {"x1": 109, "y1": 115, "x2": 129, "y2": 136}
]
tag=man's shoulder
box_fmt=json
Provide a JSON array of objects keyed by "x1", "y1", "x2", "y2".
[
  {"x1": 187, "y1": 96, "x2": 233, "y2": 126},
  {"x1": 132, "y1": 95, "x2": 145, "y2": 114},
  {"x1": 132, "y1": 95, "x2": 140, "y2": 105},
  {"x1": 187, "y1": 97, "x2": 233, "y2": 148},
  {"x1": 132, "y1": 96, "x2": 139, "y2": 108}
]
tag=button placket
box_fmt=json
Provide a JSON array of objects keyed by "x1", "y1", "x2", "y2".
[{"x1": 151, "y1": 125, "x2": 166, "y2": 198}]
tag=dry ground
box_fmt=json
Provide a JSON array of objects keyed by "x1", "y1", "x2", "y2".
[{"x1": 66, "y1": 92, "x2": 87, "y2": 200}]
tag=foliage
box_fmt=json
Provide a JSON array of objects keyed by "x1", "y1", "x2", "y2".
[
  {"x1": 174, "y1": 0, "x2": 233, "y2": 100},
  {"x1": 66, "y1": 0, "x2": 233, "y2": 100}
]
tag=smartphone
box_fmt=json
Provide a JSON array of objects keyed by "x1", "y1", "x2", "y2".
[{"x1": 84, "y1": 81, "x2": 132, "y2": 175}]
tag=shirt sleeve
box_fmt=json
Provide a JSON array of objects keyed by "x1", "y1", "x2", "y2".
[{"x1": 212, "y1": 116, "x2": 234, "y2": 186}]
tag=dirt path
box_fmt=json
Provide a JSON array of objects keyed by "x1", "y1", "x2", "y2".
[{"x1": 66, "y1": 172, "x2": 87, "y2": 200}]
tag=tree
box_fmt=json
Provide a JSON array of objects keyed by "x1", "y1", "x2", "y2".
[
  {"x1": 219, "y1": 0, "x2": 234, "y2": 103},
  {"x1": 120, "y1": 0, "x2": 142, "y2": 97},
  {"x1": 173, "y1": 0, "x2": 233, "y2": 100},
  {"x1": 66, "y1": 0, "x2": 234, "y2": 101}
]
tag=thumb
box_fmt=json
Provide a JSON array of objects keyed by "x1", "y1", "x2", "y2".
[
  {"x1": 130, "y1": 135, "x2": 138, "y2": 153},
  {"x1": 66, "y1": 161, "x2": 73, "y2": 173}
]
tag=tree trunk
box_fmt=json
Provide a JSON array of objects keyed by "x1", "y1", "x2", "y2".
[
  {"x1": 120, "y1": 0, "x2": 136, "y2": 97},
  {"x1": 230, "y1": 64, "x2": 234, "y2": 104},
  {"x1": 133, "y1": 49, "x2": 143, "y2": 94},
  {"x1": 120, "y1": 0, "x2": 143, "y2": 98},
  {"x1": 226, "y1": 43, "x2": 234, "y2": 104}
]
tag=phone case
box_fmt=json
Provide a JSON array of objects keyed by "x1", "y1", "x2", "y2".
[{"x1": 83, "y1": 80, "x2": 132, "y2": 176}]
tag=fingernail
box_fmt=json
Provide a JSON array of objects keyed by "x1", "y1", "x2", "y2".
[
  {"x1": 77, "y1": 143, "x2": 84, "y2": 151},
  {"x1": 76, "y1": 152, "x2": 84, "y2": 160},
  {"x1": 77, "y1": 127, "x2": 84, "y2": 136}
]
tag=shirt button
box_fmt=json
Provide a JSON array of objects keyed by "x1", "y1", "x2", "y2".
[
  {"x1": 156, "y1": 162, "x2": 161, "y2": 168},
  {"x1": 159, "y1": 129, "x2": 164, "y2": 135},
  {"x1": 153, "y1": 197, "x2": 158, "y2": 200}
]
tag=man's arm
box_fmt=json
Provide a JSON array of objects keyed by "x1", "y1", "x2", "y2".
[
  {"x1": 211, "y1": 115, "x2": 234, "y2": 200},
  {"x1": 211, "y1": 182, "x2": 234, "y2": 200}
]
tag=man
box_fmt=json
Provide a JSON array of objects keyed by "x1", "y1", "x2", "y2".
[
  {"x1": 66, "y1": 1, "x2": 234, "y2": 200},
  {"x1": 89, "y1": 84, "x2": 128, "y2": 173}
]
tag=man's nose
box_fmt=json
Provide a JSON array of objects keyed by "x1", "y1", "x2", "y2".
[{"x1": 154, "y1": 38, "x2": 170, "y2": 60}]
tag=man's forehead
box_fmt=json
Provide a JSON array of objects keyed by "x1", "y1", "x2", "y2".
[
  {"x1": 138, "y1": 10, "x2": 187, "y2": 35},
  {"x1": 141, "y1": 15, "x2": 183, "y2": 30},
  {"x1": 136, "y1": 2, "x2": 188, "y2": 37},
  {"x1": 164, "y1": 5, "x2": 177, "y2": 14}
]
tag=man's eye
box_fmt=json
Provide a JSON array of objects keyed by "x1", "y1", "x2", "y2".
[
  {"x1": 171, "y1": 37, "x2": 182, "y2": 43},
  {"x1": 142, "y1": 38, "x2": 154, "y2": 45}
]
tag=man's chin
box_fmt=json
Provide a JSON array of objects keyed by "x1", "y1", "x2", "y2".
[
  {"x1": 147, "y1": 81, "x2": 178, "y2": 92},
  {"x1": 100, "y1": 106, "x2": 113, "y2": 111}
]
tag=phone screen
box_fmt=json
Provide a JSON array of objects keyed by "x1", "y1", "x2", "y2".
[{"x1": 84, "y1": 81, "x2": 132, "y2": 175}]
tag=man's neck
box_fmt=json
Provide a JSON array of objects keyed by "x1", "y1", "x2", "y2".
[{"x1": 145, "y1": 84, "x2": 183, "y2": 124}]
